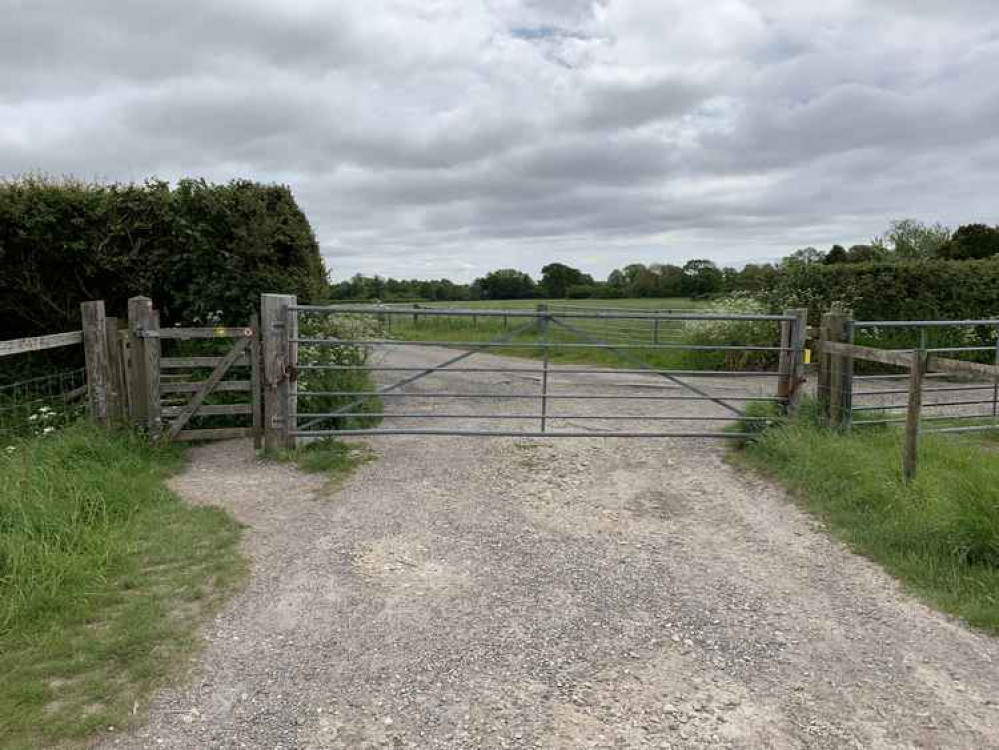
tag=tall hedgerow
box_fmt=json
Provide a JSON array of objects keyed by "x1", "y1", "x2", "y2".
[
  {"x1": 0, "y1": 176, "x2": 328, "y2": 340},
  {"x1": 760, "y1": 258, "x2": 999, "y2": 325}
]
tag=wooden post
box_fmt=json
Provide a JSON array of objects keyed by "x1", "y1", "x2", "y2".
[
  {"x1": 261, "y1": 294, "x2": 296, "y2": 454},
  {"x1": 819, "y1": 312, "x2": 850, "y2": 427},
  {"x1": 903, "y1": 349, "x2": 928, "y2": 482},
  {"x1": 104, "y1": 316, "x2": 126, "y2": 425},
  {"x1": 285, "y1": 298, "x2": 298, "y2": 451},
  {"x1": 250, "y1": 313, "x2": 262, "y2": 450},
  {"x1": 780, "y1": 308, "x2": 808, "y2": 415},
  {"x1": 81, "y1": 300, "x2": 110, "y2": 426},
  {"x1": 127, "y1": 296, "x2": 161, "y2": 435}
]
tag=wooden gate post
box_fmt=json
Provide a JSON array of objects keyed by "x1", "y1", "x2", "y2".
[
  {"x1": 819, "y1": 311, "x2": 851, "y2": 427},
  {"x1": 261, "y1": 294, "x2": 297, "y2": 454},
  {"x1": 81, "y1": 300, "x2": 110, "y2": 426},
  {"x1": 104, "y1": 316, "x2": 126, "y2": 425},
  {"x1": 127, "y1": 296, "x2": 161, "y2": 435},
  {"x1": 903, "y1": 349, "x2": 928, "y2": 482},
  {"x1": 778, "y1": 308, "x2": 809, "y2": 415}
]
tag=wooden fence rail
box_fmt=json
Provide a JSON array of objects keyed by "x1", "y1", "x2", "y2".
[
  {"x1": 0, "y1": 331, "x2": 83, "y2": 358},
  {"x1": 818, "y1": 332, "x2": 999, "y2": 481}
]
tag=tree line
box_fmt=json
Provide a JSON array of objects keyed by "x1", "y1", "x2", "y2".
[{"x1": 331, "y1": 219, "x2": 999, "y2": 302}]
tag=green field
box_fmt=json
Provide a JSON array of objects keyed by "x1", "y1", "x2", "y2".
[
  {"x1": 363, "y1": 297, "x2": 781, "y2": 372},
  {"x1": 416, "y1": 297, "x2": 707, "y2": 311}
]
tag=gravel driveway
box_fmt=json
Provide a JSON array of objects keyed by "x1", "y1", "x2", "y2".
[{"x1": 99, "y1": 347, "x2": 999, "y2": 749}]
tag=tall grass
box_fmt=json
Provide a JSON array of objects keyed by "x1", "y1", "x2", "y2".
[
  {"x1": 740, "y1": 410, "x2": 999, "y2": 632},
  {"x1": 0, "y1": 425, "x2": 244, "y2": 748}
]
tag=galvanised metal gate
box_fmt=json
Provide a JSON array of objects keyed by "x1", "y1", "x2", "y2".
[{"x1": 259, "y1": 296, "x2": 806, "y2": 450}]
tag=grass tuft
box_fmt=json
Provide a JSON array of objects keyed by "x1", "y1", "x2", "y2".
[
  {"x1": 280, "y1": 438, "x2": 374, "y2": 482},
  {"x1": 0, "y1": 424, "x2": 245, "y2": 750}
]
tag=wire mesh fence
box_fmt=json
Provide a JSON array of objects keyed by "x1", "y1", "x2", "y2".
[{"x1": 0, "y1": 367, "x2": 88, "y2": 441}]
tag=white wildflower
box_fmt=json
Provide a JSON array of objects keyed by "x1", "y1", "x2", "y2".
[
  {"x1": 43, "y1": 426, "x2": 55, "y2": 434},
  {"x1": 4, "y1": 446, "x2": 15, "y2": 453}
]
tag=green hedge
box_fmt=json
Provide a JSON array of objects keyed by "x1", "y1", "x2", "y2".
[
  {"x1": 761, "y1": 259, "x2": 999, "y2": 324},
  {"x1": 0, "y1": 176, "x2": 328, "y2": 340}
]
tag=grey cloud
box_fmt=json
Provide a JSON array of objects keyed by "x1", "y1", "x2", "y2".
[{"x1": 2, "y1": 0, "x2": 998, "y2": 282}]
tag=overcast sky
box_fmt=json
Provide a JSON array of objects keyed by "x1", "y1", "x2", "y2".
[{"x1": 3, "y1": 1, "x2": 998, "y2": 282}]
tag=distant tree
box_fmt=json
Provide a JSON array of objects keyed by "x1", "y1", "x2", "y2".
[
  {"x1": 782, "y1": 247, "x2": 825, "y2": 268},
  {"x1": 880, "y1": 218, "x2": 951, "y2": 259},
  {"x1": 681, "y1": 259, "x2": 723, "y2": 297},
  {"x1": 845, "y1": 244, "x2": 882, "y2": 263},
  {"x1": 736, "y1": 263, "x2": 779, "y2": 292},
  {"x1": 824, "y1": 245, "x2": 849, "y2": 264},
  {"x1": 471, "y1": 268, "x2": 537, "y2": 300},
  {"x1": 938, "y1": 224, "x2": 999, "y2": 260},
  {"x1": 606, "y1": 269, "x2": 627, "y2": 296},
  {"x1": 651, "y1": 263, "x2": 685, "y2": 297},
  {"x1": 721, "y1": 266, "x2": 741, "y2": 291},
  {"x1": 540, "y1": 263, "x2": 593, "y2": 298},
  {"x1": 631, "y1": 265, "x2": 660, "y2": 297}
]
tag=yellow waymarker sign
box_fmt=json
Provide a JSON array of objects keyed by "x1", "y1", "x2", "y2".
[{"x1": 804, "y1": 349, "x2": 812, "y2": 364}]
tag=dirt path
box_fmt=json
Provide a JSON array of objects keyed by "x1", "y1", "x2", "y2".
[{"x1": 99, "y1": 350, "x2": 999, "y2": 749}]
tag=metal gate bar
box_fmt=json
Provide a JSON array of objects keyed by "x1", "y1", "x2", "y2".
[
  {"x1": 291, "y1": 429, "x2": 763, "y2": 438},
  {"x1": 547, "y1": 316, "x2": 747, "y2": 417},
  {"x1": 280, "y1": 303, "x2": 800, "y2": 440}
]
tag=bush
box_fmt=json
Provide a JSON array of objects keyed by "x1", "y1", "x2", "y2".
[
  {"x1": 758, "y1": 258, "x2": 999, "y2": 358},
  {"x1": 760, "y1": 258, "x2": 999, "y2": 325},
  {"x1": 566, "y1": 284, "x2": 597, "y2": 299},
  {"x1": 680, "y1": 294, "x2": 782, "y2": 370},
  {"x1": 0, "y1": 176, "x2": 328, "y2": 341},
  {"x1": 296, "y1": 313, "x2": 383, "y2": 430}
]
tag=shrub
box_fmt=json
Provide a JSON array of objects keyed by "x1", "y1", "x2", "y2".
[
  {"x1": 760, "y1": 258, "x2": 999, "y2": 326},
  {"x1": 296, "y1": 313, "x2": 383, "y2": 430},
  {"x1": 680, "y1": 294, "x2": 783, "y2": 370},
  {"x1": 758, "y1": 258, "x2": 999, "y2": 358},
  {"x1": 0, "y1": 176, "x2": 328, "y2": 341}
]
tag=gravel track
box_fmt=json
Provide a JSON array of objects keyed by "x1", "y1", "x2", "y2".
[{"x1": 99, "y1": 347, "x2": 999, "y2": 749}]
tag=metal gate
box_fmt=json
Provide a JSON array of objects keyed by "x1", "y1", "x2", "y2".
[{"x1": 260, "y1": 297, "x2": 806, "y2": 448}]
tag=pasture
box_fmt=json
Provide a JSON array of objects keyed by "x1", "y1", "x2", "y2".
[{"x1": 365, "y1": 297, "x2": 780, "y2": 372}]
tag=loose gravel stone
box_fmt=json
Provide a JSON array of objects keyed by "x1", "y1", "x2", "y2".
[{"x1": 97, "y1": 346, "x2": 999, "y2": 749}]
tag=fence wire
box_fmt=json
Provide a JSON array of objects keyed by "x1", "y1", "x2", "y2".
[
  {"x1": 844, "y1": 320, "x2": 999, "y2": 436},
  {"x1": 0, "y1": 367, "x2": 88, "y2": 440}
]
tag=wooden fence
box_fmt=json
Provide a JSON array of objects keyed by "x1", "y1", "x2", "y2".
[
  {"x1": 4, "y1": 299, "x2": 996, "y2": 472},
  {"x1": 1, "y1": 298, "x2": 262, "y2": 444},
  {"x1": 815, "y1": 312, "x2": 999, "y2": 480}
]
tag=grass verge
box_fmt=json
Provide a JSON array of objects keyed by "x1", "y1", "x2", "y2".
[
  {"x1": 737, "y1": 408, "x2": 999, "y2": 633},
  {"x1": 280, "y1": 438, "x2": 374, "y2": 485},
  {"x1": 0, "y1": 425, "x2": 245, "y2": 750}
]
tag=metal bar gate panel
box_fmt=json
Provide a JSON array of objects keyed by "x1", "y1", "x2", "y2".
[{"x1": 272, "y1": 302, "x2": 801, "y2": 442}]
